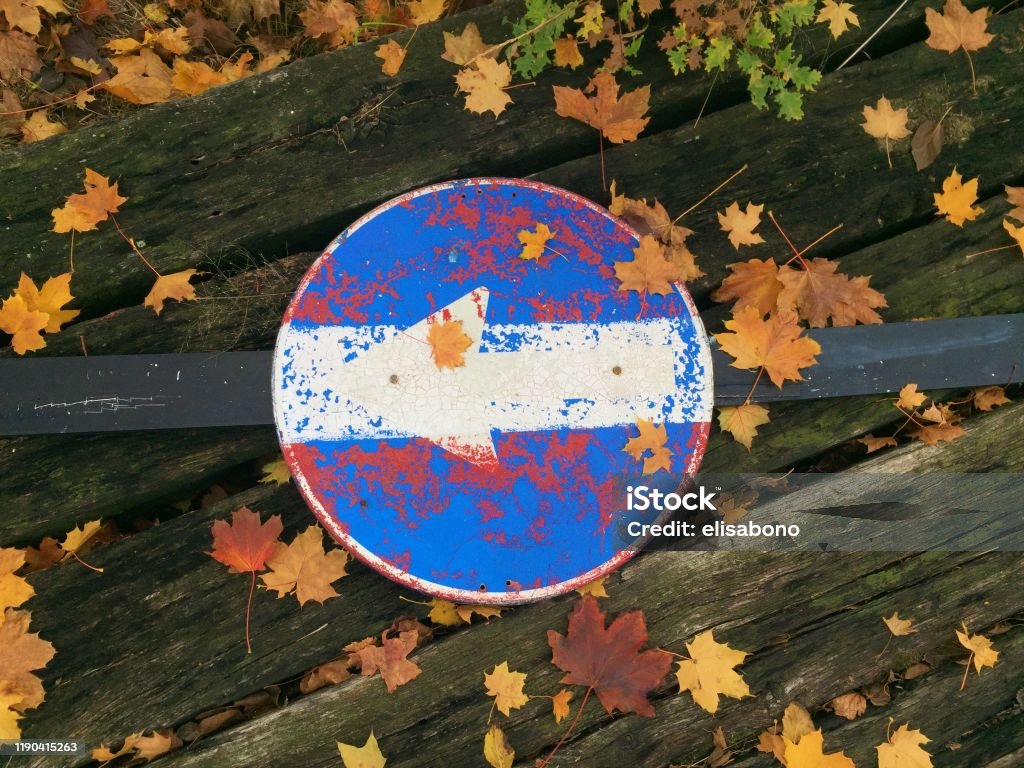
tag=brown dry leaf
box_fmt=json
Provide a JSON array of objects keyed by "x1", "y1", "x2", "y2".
[
  {"x1": 903, "y1": 661, "x2": 931, "y2": 680},
  {"x1": 16, "y1": 273, "x2": 79, "y2": 332},
  {"x1": 300, "y1": 658, "x2": 352, "y2": 694},
  {"x1": 709, "y1": 726, "x2": 732, "y2": 768},
  {"x1": 777, "y1": 259, "x2": 887, "y2": 327},
  {"x1": 0, "y1": 0, "x2": 66, "y2": 36},
  {"x1": 428, "y1": 318, "x2": 473, "y2": 369},
  {"x1": 441, "y1": 22, "x2": 491, "y2": 65},
  {"x1": 934, "y1": 168, "x2": 983, "y2": 226},
  {"x1": 784, "y1": 729, "x2": 855, "y2": 768},
  {"x1": 0, "y1": 30, "x2": 42, "y2": 79},
  {"x1": 675, "y1": 630, "x2": 751, "y2": 714},
  {"x1": 357, "y1": 630, "x2": 422, "y2": 692},
  {"x1": 51, "y1": 168, "x2": 128, "y2": 234},
  {"x1": 897, "y1": 383, "x2": 927, "y2": 410},
  {"x1": 884, "y1": 612, "x2": 917, "y2": 638},
  {"x1": 19, "y1": 110, "x2": 65, "y2": 143},
  {"x1": 145, "y1": 269, "x2": 198, "y2": 315},
  {"x1": 338, "y1": 731, "x2": 387, "y2": 768},
  {"x1": 716, "y1": 489, "x2": 758, "y2": 525},
  {"x1": 553, "y1": 71, "x2": 651, "y2": 143},
  {"x1": 0, "y1": 549, "x2": 33, "y2": 611},
  {"x1": 261, "y1": 526, "x2": 349, "y2": 605},
  {"x1": 782, "y1": 701, "x2": 815, "y2": 743},
  {"x1": 79, "y1": 0, "x2": 113, "y2": 24},
  {"x1": 957, "y1": 624, "x2": 998, "y2": 673},
  {"x1": 1006, "y1": 185, "x2": 1024, "y2": 222},
  {"x1": 407, "y1": 0, "x2": 444, "y2": 25},
  {"x1": 622, "y1": 418, "x2": 673, "y2": 474},
  {"x1": 517, "y1": 222, "x2": 555, "y2": 260},
  {"x1": 553, "y1": 36, "x2": 583, "y2": 68},
  {"x1": 712, "y1": 258, "x2": 782, "y2": 316},
  {"x1": 972, "y1": 385, "x2": 1010, "y2": 411},
  {"x1": 575, "y1": 577, "x2": 608, "y2": 598},
  {"x1": 0, "y1": 295, "x2": 48, "y2": 355},
  {"x1": 455, "y1": 57, "x2": 512, "y2": 118},
  {"x1": 300, "y1": 0, "x2": 359, "y2": 48},
  {"x1": 551, "y1": 688, "x2": 572, "y2": 722},
  {"x1": 484, "y1": 661, "x2": 529, "y2": 716},
  {"x1": 0, "y1": 608, "x2": 56, "y2": 712},
  {"x1": 614, "y1": 235, "x2": 680, "y2": 296},
  {"x1": 715, "y1": 308, "x2": 822, "y2": 388},
  {"x1": 718, "y1": 202, "x2": 765, "y2": 249},
  {"x1": 22, "y1": 537, "x2": 62, "y2": 574},
  {"x1": 858, "y1": 434, "x2": 898, "y2": 453},
  {"x1": 0, "y1": 88, "x2": 23, "y2": 137},
  {"x1": 185, "y1": 10, "x2": 240, "y2": 55},
  {"x1": 829, "y1": 692, "x2": 867, "y2": 720},
  {"x1": 375, "y1": 39, "x2": 406, "y2": 76},
  {"x1": 483, "y1": 723, "x2": 514, "y2": 768},
  {"x1": 92, "y1": 733, "x2": 142, "y2": 762},
  {"x1": 877, "y1": 723, "x2": 933, "y2": 768},
  {"x1": 718, "y1": 403, "x2": 770, "y2": 451},
  {"x1": 911, "y1": 118, "x2": 944, "y2": 171},
  {"x1": 607, "y1": 183, "x2": 701, "y2": 281},
  {"x1": 134, "y1": 730, "x2": 179, "y2": 761},
  {"x1": 925, "y1": 0, "x2": 993, "y2": 54},
  {"x1": 911, "y1": 422, "x2": 965, "y2": 445}
]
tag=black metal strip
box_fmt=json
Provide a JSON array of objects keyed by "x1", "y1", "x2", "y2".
[{"x1": 0, "y1": 315, "x2": 1019, "y2": 435}]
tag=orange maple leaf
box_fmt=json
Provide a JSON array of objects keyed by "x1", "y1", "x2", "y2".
[
  {"x1": 613, "y1": 235, "x2": 680, "y2": 295},
  {"x1": 0, "y1": 608, "x2": 56, "y2": 713},
  {"x1": 925, "y1": 0, "x2": 994, "y2": 53},
  {"x1": 547, "y1": 595, "x2": 671, "y2": 717},
  {"x1": 718, "y1": 202, "x2": 765, "y2": 249},
  {"x1": 428, "y1": 318, "x2": 473, "y2": 369},
  {"x1": 1006, "y1": 185, "x2": 1024, "y2": 222},
  {"x1": 714, "y1": 308, "x2": 821, "y2": 388},
  {"x1": 51, "y1": 168, "x2": 128, "y2": 234},
  {"x1": 776, "y1": 258, "x2": 887, "y2": 327},
  {"x1": 375, "y1": 39, "x2": 407, "y2": 76},
  {"x1": 622, "y1": 419, "x2": 673, "y2": 474},
  {"x1": 145, "y1": 269, "x2": 198, "y2": 315},
  {"x1": 608, "y1": 183, "x2": 702, "y2": 282},
  {"x1": 712, "y1": 258, "x2": 782, "y2": 316},
  {"x1": 0, "y1": 294, "x2": 48, "y2": 355},
  {"x1": 455, "y1": 58, "x2": 512, "y2": 118},
  {"x1": 517, "y1": 222, "x2": 555, "y2": 260},
  {"x1": 553, "y1": 72, "x2": 651, "y2": 144},
  {"x1": 356, "y1": 631, "x2": 422, "y2": 692},
  {"x1": 300, "y1": 0, "x2": 359, "y2": 48},
  {"x1": 260, "y1": 526, "x2": 349, "y2": 605},
  {"x1": 934, "y1": 168, "x2": 983, "y2": 226},
  {"x1": 103, "y1": 49, "x2": 174, "y2": 105},
  {"x1": 15, "y1": 272, "x2": 79, "y2": 332}
]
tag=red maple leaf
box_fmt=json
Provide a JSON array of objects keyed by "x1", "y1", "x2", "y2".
[{"x1": 547, "y1": 595, "x2": 671, "y2": 717}]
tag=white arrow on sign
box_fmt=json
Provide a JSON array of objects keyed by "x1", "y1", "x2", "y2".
[{"x1": 276, "y1": 287, "x2": 704, "y2": 466}]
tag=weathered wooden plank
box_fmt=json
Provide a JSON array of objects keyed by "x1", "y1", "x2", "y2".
[
  {"x1": 0, "y1": 1, "x2": 994, "y2": 318},
  {"x1": 18, "y1": 400, "x2": 1023, "y2": 765}
]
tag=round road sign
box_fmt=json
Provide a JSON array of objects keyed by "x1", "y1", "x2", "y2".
[{"x1": 273, "y1": 178, "x2": 712, "y2": 604}]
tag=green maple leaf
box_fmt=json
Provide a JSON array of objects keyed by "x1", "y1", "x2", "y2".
[
  {"x1": 704, "y1": 36, "x2": 734, "y2": 71},
  {"x1": 775, "y1": 89, "x2": 804, "y2": 121}
]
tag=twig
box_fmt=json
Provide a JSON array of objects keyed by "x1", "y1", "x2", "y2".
[{"x1": 835, "y1": 0, "x2": 911, "y2": 71}]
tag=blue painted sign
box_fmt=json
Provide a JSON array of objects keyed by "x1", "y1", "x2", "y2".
[{"x1": 273, "y1": 178, "x2": 713, "y2": 603}]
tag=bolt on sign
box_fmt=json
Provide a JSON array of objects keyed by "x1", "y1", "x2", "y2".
[{"x1": 273, "y1": 178, "x2": 714, "y2": 604}]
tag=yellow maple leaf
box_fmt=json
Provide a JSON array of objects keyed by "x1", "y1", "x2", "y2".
[
  {"x1": 517, "y1": 222, "x2": 555, "y2": 260},
  {"x1": 575, "y1": 576, "x2": 608, "y2": 598},
  {"x1": 877, "y1": 723, "x2": 933, "y2": 768},
  {"x1": 427, "y1": 598, "x2": 463, "y2": 626},
  {"x1": 301, "y1": 0, "x2": 359, "y2": 48},
  {"x1": 0, "y1": 692, "x2": 23, "y2": 740},
  {"x1": 613, "y1": 235, "x2": 680, "y2": 296},
  {"x1": 816, "y1": 0, "x2": 858, "y2": 38},
  {"x1": 0, "y1": 0, "x2": 65, "y2": 36},
  {"x1": 145, "y1": 269, "x2": 198, "y2": 315},
  {"x1": 925, "y1": 0, "x2": 993, "y2": 53},
  {"x1": 261, "y1": 526, "x2": 349, "y2": 605},
  {"x1": 133, "y1": 730, "x2": 177, "y2": 761},
  {"x1": 674, "y1": 630, "x2": 751, "y2": 713},
  {"x1": 785, "y1": 729, "x2": 855, "y2": 768},
  {"x1": 375, "y1": 40, "x2": 406, "y2": 76},
  {"x1": 92, "y1": 733, "x2": 143, "y2": 762},
  {"x1": 483, "y1": 723, "x2": 514, "y2": 768},
  {"x1": 172, "y1": 58, "x2": 229, "y2": 96},
  {"x1": 0, "y1": 549, "x2": 34, "y2": 611},
  {"x1": 0, "y1": 608, "x2": 57, "y2": 711},
  {"x1": 61, "y1": 519, "x2": 103, "y2": 557},
  {"x1": 957, "y1": 624, "x2": 998, "y2": 673},
  {"x1": 484, "y1": 661, "x2": 529, "y2": 716},
  {"x1": 454, "y1": 604, "x2": 502, "y2": 623},
  {"x1": 103, "y1": 49, "x2": 174, "y2": 105},
  {"x1": 622, "y1": 418, "x2": 673, "y2": 474},
  {"x1": 16, "y1": 273, "x2": 79, "y2": 332},
  {"x1": 338, "y1": 731, "x2": 387, "y2": 768},
  {"x1": 259, "y1": 457, "x2": 291, "y2": 485},
  {"x1": 714, "y1": 307, "x2": 822, "y2": 388},
  {"x1": 883, "y1": 611, "x2": 916, "y2": 636},
  {"x1": 428, "y1": 318, "x2": 473, "y2": 369},
  {"x1": 553, "y1": 36, "x2": 583, "y2": 69},
  {"x1": 718, "y1": 202, "x2": 765, "y2": 249},
  {"x1": 934, "y1": 168, "x2": 983, "y2": 226},
  {"x1": 407, "y1": 0, "x2": 444, "y2": 25},
  {"x1": 830, "y1": 692, "x2": 866, "y2": 721},
  {"x1": 0, "y1": 294, "x2": 48, "y2": 355},
  {"x1": 551, "y1": 688, "x2": 573, "y2": 722},
  {"x1": 19, "y1": 110, "x2": 65, "y2": 143},
  {"x1": 441, "y1": 23, "x2": 492, "y2": 65},
  {"x1": 455, "y1": 58, "x2": 512, "y2": 118},
  {"x1": 1004, "y1": 219, "x2": 1024, "y2": 257},
  {"x1": 862, "y1": 96, "x2": 910, "y2": 168},
  {"x1": 718, "y1": 403, "x2": 770, "y2": 451},
  {"x1": 1006, "y1": 185, "x2": 1024, "y2": 222},
  {"x1": 897, "y1": 383, "x2": 927, "y2": 410},
  {"x1": 51, "y1": 168, "x2": 128, "y2": 234}
]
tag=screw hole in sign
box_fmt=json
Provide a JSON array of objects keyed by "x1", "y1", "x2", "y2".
[{"x1": 272, "y1": 178, "x2": 713, "y2": 605}]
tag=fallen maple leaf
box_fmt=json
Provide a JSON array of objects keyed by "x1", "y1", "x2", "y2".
[
  {"x1": 15, "y1": 273, "x2": 79, "y2": 332},
  {"x1": 575, "y1": 577, "x2": 608, "y2": 598},
  {"x1": 133, "y1": 730, "x2": 179, "y2": 761},
  {"x1": 51, "y1": 168, "x2": 128, "y2": 234},
  {"x1": 1004, "y1": 220, "x2": 1024, "y2": 257},
  {"x1": 428, "y1": 318, "x2": 473, "y2": 369},
  {"x1": 300, "y1": 657, "x2": 353, "y2": 694},
  {"x1": 609, "y1": 185, "x2": 703, "y2": 282},
  {"x1": 911, "y1": 422, "x2": 965, "y2": 445},
  {"x1": 259, "y1": 457, "x2": 292, "y2": 485},
  {"x1": 957, "y1": 624, "x2": 998, "y2": 673},
  {"x1": 455, "y1": 58, "x2": 512, "y2": 118},
  {"x1": 441, "y1": 22, "x2": 491, "y2": 65},
  {"x1": 301, "y1": 0, "x2": 359, "y2": 48},
  {"x1": 92, "y1": 733, "x2": 143, "y2": 762},
  {"x1": 1006, "y1": 185, "x2": 1024, "y2": 222},
  {"x1": 517, "y1": 222, "x2": 555, "y2": 260},
  {"x1": 21, "y1": 537, "x2": 62, "y2": 574},
  {"x1": 816, "y1": 0, "x2": 858, "y2": 38},
  {"x1": 553, "y1": 72, "x2": 651, "y2": 144},
  {"x1": 0, "y1": 692, "x2": 24, "y2": 740},
  {"x1": 79, "y1": 0, "x2": 113, "y2": 23},
  {"x1": 172, "y1": 58, "x2": 230, "y2": 96},
  {"x1": 925, "y1": 0, "x2": 993, "y2": 53},
  {"x1": 0, "y1": 608, "x2": 56, "y2": 712},
  {"x1": 622, "y1": 418, "x2": 673, "y2": 474},
  {"x1": 785, "y1": 729, "x2": 855, "y2": 768},
  {"x1": 829, "y1": 692, "x2": 866, "y2": 720},
  {"x1": 718, "y1": 202, "x2": 765, "y2": 249},
  {"x1": 883, "y1": 611, "x2": 916, "y2": 636},
  {"x1": 674, "y1": 629, "x2": 751, "y2": 713},
  {"x1": 407, "y1": 0, "x2": 444, "y2": 24},
  {"x1": 551, "y1": 688, "x2": 573, "y2": 722},
  {"x1": 858, "y1": 434, "x2": 898, "y2": 453},
  {"x1": 484, "y1": 661, "x2": 529, "y2": 716},
  {"x1": 972, "y1": 385, "x2": 1010, "y2": 411},
  {"x1": 897, "y1": 383, "x2": 927, "y2": 410},
  {"x1": 455, "y1": 604, "x2": 501, "y2": 623},
  {"x1": 483, "y1": 723, "x2": 514, "y2": 768},
  {"x1": 19, "y1": 110, "x2": 65, "y2": 143},
  {"x1": 376, "y1": 39, "x2": 406, "y2": 76},
  {"x1": 145, "y1": 269, "x2": 198, "y2": 315},
  {"x1": 427, "y1": 598, "x2": 462, "y2": 625},
  {"x1": 0, "y1": 549, "x2": 33, "y2": 611},
  {"x1": 877, "y1": 723, "x2": 933, "y2": 768},
  {"x1": 614, "y1": 235, "x2": 680, "y2": 296},
  {"x1": 357, "y1": 631, "x2": 421, "y2": 692},
  {"x1": 0, "y1": 0, "x2": 65, "y2": 36},
  {"x1": 0, "y1": 294, "x2": 48, "y2": 355},
  {"x1": 103, "y1": 49, "x2": 174, "y2": 104},
  {"x1": 338, "y1": 731, "x2": 386, "y2": 768},
  {"x1": 554, "y1": 36, "x2": 583, "y2": 69},
  {"x1": 862, "y1": 96, "x2": 911, "y2": 168},
  {"x1": 714, "y1": 307, "x2": 822, "y2": 388},
  {"x1": 712, "y1": 258, "x2": 782, "y2": 316},
  {"x1": 934, "y1": 168, "x2": 983, "y2": 226},
  {"x1": 0, "y1": 29, "x2": 42, "y2": 80},
  {"x1": 548, "y1": 595, "x2": 671, "y2": 717},
  {"x1": 718, "y1": 403, "x2": 770, "y2": 451},
  {"x1": 777, "y1": 258, "x2": 886, "y2": 327},
  {"x1": 261, "y1": 526, "x2": 349, "y2": 605}
]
